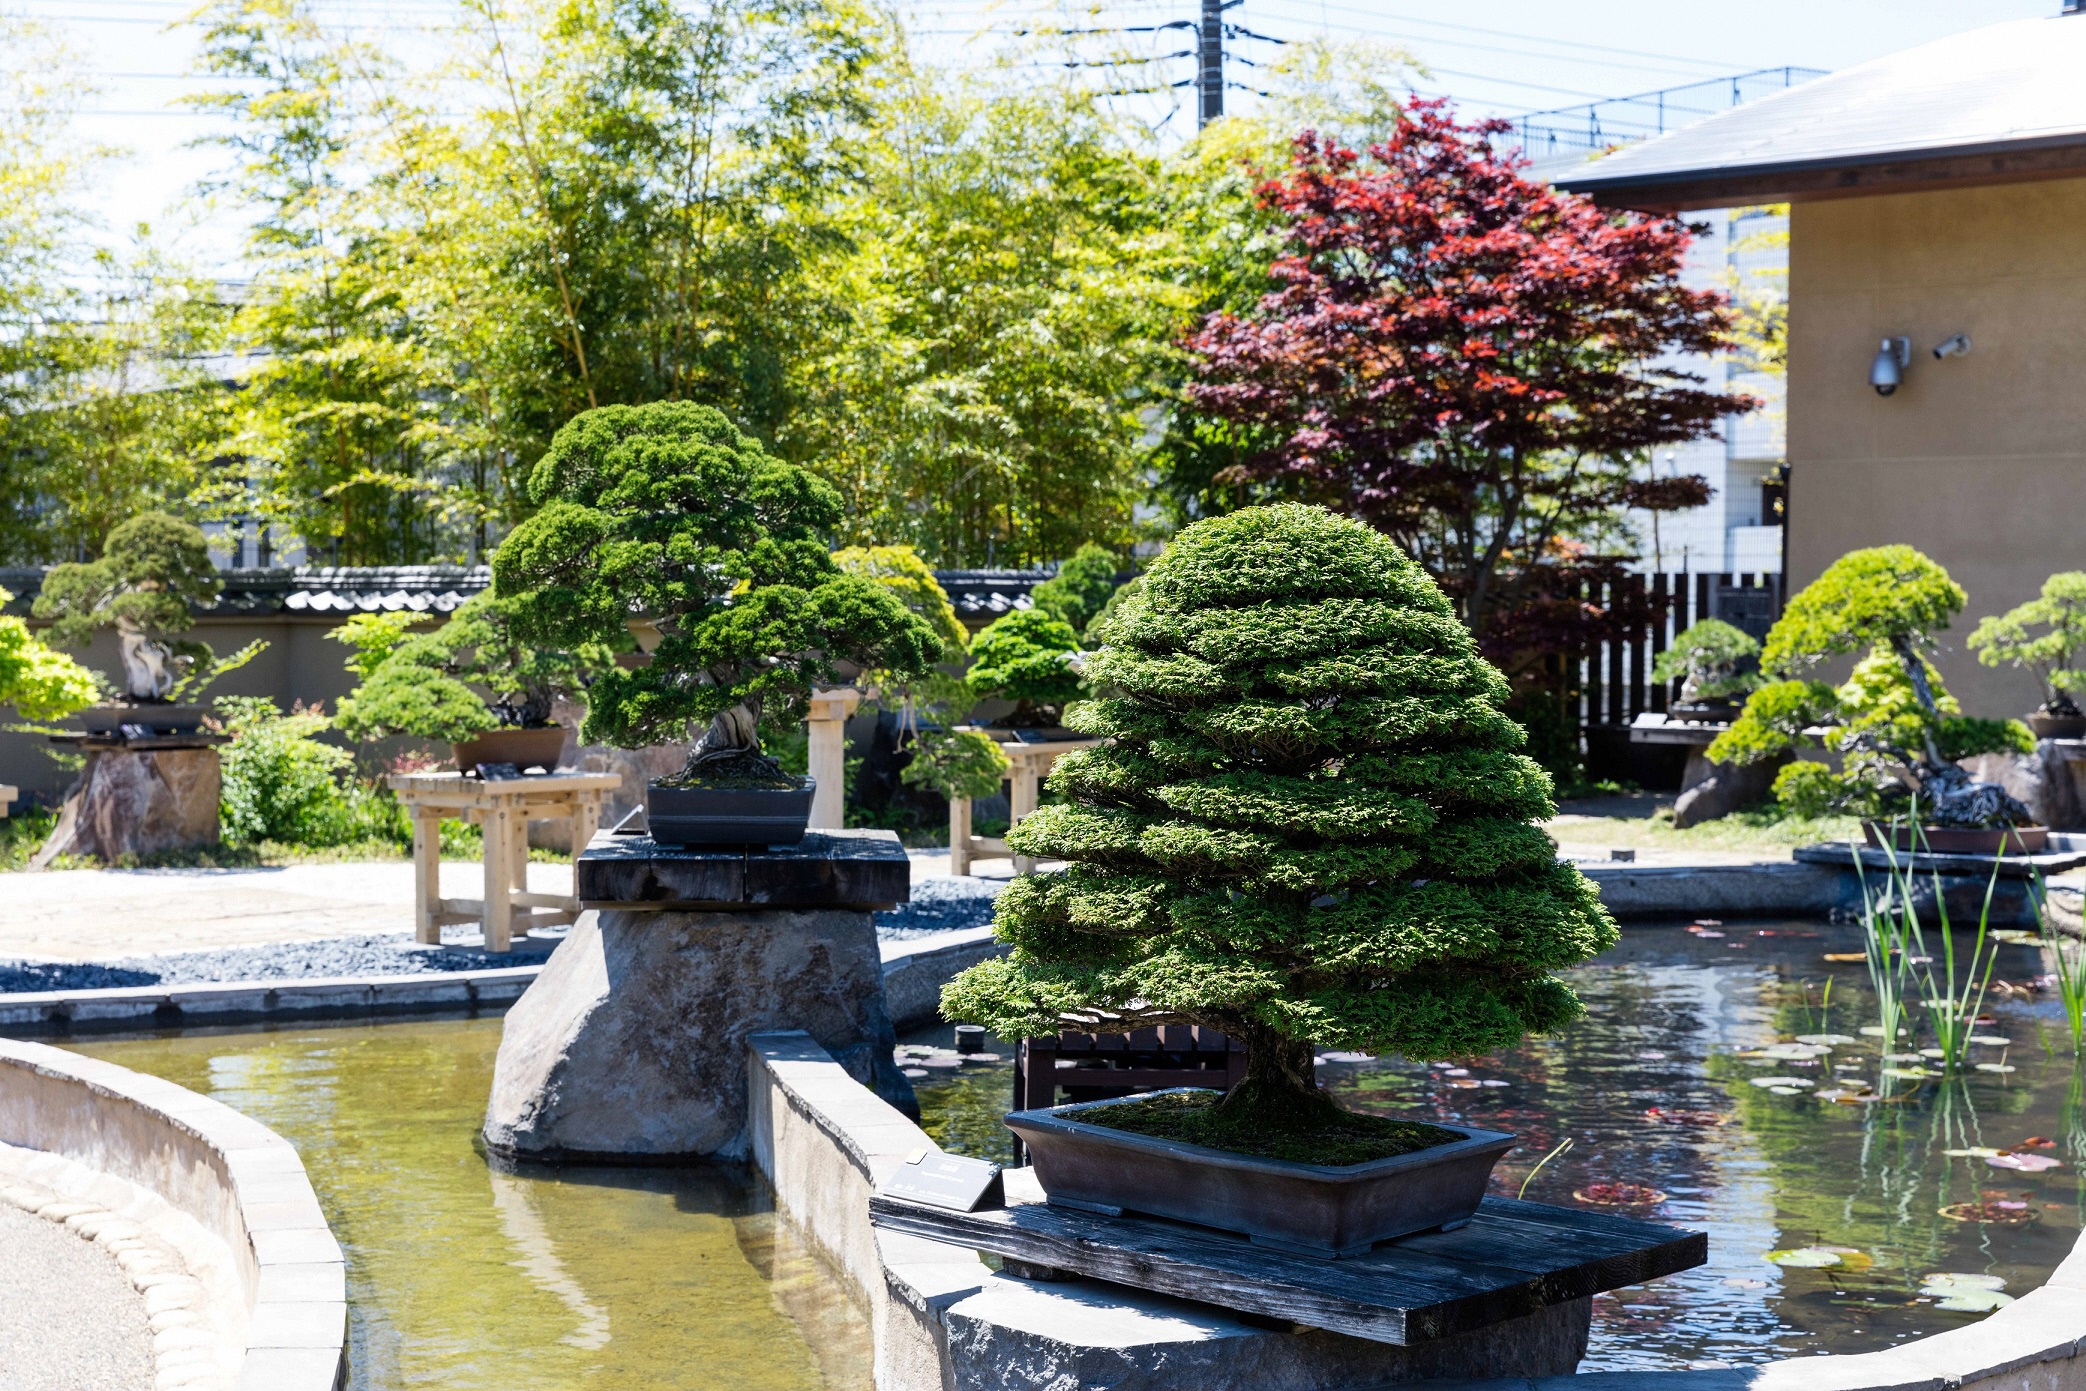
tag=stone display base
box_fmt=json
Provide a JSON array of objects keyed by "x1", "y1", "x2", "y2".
[
  {"x1": 32, "y1": 747, "x2": 220, "y2": 866},
  {"x1": 484, "y1": 830, "x2": 918, "y2": 1161}
]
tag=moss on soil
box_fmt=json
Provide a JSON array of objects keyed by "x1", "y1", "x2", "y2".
[{"x1": 1078, "y1": 1090, "x2": 1462, "y2": 1167}]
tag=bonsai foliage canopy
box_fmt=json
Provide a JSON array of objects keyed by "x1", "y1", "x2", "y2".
[
  {"x1": 1030, "y1": 542, "x2": 1123, "y2": 639},
  {"x1": 1650, "y1": 618, "x2": 1763, "y2": 703},
  {"x1": 942, "y1": 504, "x2": 1617, "y2": 1126},
  {"x1": 33, "y1": 512, "x2": 223, "y2": 702},
  {"x1": 966, "y1": 608, "x2": 1084, "y2": 719},
  {"x1": 492, "y1": 402, "x2": 942, "y2": 767},
  {"x1": 1969, "y1": 572, "x2": 2086, "y2": 718}
]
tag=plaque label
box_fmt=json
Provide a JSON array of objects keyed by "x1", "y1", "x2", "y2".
[{"x1": 878, "y1": 1148, "x2": 1004, "y2": 1212}]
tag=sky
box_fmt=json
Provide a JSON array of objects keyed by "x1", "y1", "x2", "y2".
[{"x1": 21, "y1": 0, "x2": 2061, "y2": 275}]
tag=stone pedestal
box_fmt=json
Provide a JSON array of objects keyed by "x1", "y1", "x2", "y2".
[
  {"x1": 482, "y1": 829, "x2": 915, "y2": 1161},
  {"x1": 33, "y1": 747, "x2": 221, "y2": 866}
]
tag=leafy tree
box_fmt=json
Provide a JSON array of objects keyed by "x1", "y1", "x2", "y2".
[
  {"x1": 1178, "y1": 102, "x2": 1751, "y2": 671},
  {"x1": 329, "y1": 612, "x2": 422, "y2": 682},
  {"x1": 942, "y1": 504, "x2": 1615, "y2": 1138},
  {"x1": 1968, "y1": 572, "x2": 2086, "y2": 718},
  {"x1": 1651, "y1": 619, "x2": 1764, "y2": 703},
  {"x1": 33, "y1": 513, "x2": 225, "y2": 702},
  {"x1": 1710, "y1": 547, "x2": 2033, "y2": 825},
  {"x1": 216, "y1": 696, "x2": 353, "y2": 844},
  {"x1": 492, "y1": 401, "x2": 940, "y2": 777},
  {"x1": 965, "y1": 609, "x2": 1083, "y2": 723},
  {"x1": 0, "y1": 589, "x2": 99, "y2": 719},
  {"x1": 1029, "y1": 543, "x2": 1123, "y2": 639}
]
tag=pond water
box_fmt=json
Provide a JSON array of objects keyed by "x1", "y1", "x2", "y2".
[
  {"x1": 66, "y1": 918, "x2": 2086, "y2": 1382},
  {"x1": 911, "y1": 918, "x2": 2086, "y2": 1372}
]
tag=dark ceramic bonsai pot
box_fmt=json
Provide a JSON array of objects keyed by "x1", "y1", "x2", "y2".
[
  {"x1": 1665, "y1": 699, "x2": 1743, "y2": 725},
  {"x1": 1862, "y1": 821, "x2": 2048, "y2": 856},
  {"x1": 452, "y1": 725, "x2": 568, "y2": 774},
  {"x1": 2029, "y1": 713, "x2": 2086, "y2": 740},
  {"x1": 1003, "y1": 1088, "x2": 1516, "y2": 1258},
  {"x1": 646, "y1": 776, "x2": 816, "y2": 847},
  {"x1": 80, "y1": 704, "x2": 207, "y2": 736}
]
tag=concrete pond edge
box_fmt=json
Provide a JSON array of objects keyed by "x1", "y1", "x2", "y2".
[{"x1": 0, "y1": 1037, "x2": 348, "y2": 1391}]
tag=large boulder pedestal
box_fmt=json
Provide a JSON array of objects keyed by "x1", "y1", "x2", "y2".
[
  {"x1": 483, "y1": 829, "x2": 916, "y2": 1161},
  {"x1": 33, "y1": 746, "x2": 223, "y2": 866}
]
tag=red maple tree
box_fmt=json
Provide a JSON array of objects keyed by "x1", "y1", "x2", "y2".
[{"x1": 1183, "y1": 102, "x2": 1755, "y2": 676}]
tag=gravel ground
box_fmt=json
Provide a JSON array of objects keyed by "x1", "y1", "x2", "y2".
[
  {"x1": 0, "y1": 874, "x2": 1004, "y2": 994},
  {"x1": 0, "y1": 1204, "x2": 153, "y2": 1391}
]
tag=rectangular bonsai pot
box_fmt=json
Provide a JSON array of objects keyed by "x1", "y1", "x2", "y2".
[
  {"x1": 1862, "y1": 821, "x2": 2048, "y2": 855},
  {"x1": 646, "y1": 777, "x2": 816, "y2": 847},
  {"x1": 80, "y1": 705, "x2": 207, "y2": 736},
  {"x1": 1003, "y1": 1088, "x2": 1516, "y2": 1257}
]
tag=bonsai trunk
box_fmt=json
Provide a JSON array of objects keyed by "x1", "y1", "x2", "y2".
[
  {"x1": 116, "y1": 618, "x2": 174, "y2": 703},
  {"x1": 678, "y1": 703, "x2": 789, "y2": 781},
  {"x1": 1215, "y1": 1027, "x2": 1340, "y2": 1135},
  {"x1": 1890, "y1": 634, "x2": 2032, "y2": 829}
]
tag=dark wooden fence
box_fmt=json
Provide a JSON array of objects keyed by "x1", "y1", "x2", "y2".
[{"x1": 1576, "y1": 571, "x2": 1784, "y2": 733}]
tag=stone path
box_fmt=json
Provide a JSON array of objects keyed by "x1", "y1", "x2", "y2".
[{"x1": 0, "y1": 1202, "x2": 153, "y2": 1391}]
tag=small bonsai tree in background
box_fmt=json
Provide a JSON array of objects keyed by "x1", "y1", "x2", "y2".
[
  {"x1": 33, "y1": 512, "x2": 225, "y2": 702},
  {"x1": 1030, "y1": 543, "x2": 1123, "y2": 640},
  {"x1": 966, "y1": 609, "x2": 1084, "y2": 726},
  {"x1": 943, "y1": 503, "x2": 1616, "y2": 1147},
  {"x1": 1651, "y1": 618, "x2": 1764, "y2": 706},
  {"x1": 1710, "y1": 546, "x2": 2033, "y2": 826},
  {"x1": 1969, "y1": 572, "x2": 2086, "y2": 720},
  {"x1": 334, "y1": 593, "x2": 611, "y2": 745},
  {"x1": 832, "y1": 545, "x2": 1010, "y2": 802},
  {"x1": 492, "y1": 402, "x2": 941, "y2": 780},
  {"x1": 0, "y1": 589, "x2": 99, "y2": 719}
]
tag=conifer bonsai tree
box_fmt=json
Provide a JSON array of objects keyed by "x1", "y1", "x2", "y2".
[
  {"x1": 33, "y1": 512, "x2": 224, "y2": 703},
  {"x1": 1030, "y1": 543, "x2": 1124, "y2": 640},
  {"x1": 966, "y1": 609, "x2": 1084, "y2": 727},
  {"x1": 1651, "y1": 618, "x2": 1764, "y2": 708},
  {"x1": 1969, "y1": 572, "x2": 2086, "y2": 723},
  {"x1": 1709, "y1": 546, "x2": 2032, "y2": 826},
  {"x1": 942, "y1": 503, "x2": 1617, "y2": 1148},
  {"x1": 491, "y1": 402, "x2": 942, "y2": 783}
]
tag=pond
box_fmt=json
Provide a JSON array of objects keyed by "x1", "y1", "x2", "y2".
[{"x1": 910, "y1": 917, "x2": 2086, "y2": 1372}]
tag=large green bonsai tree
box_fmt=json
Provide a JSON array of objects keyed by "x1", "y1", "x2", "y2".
[
  {"x1": 1709, "y1": 546, "x2": 2032, "y2": 825},
  {"x1": 33, "y1": 512, "x2": 224, "y2": 702},
  {"x1": 966, "y1": 609, "x2": 1084, "y2": 725},
  {"x1": 1969, "y1": 572, "x2": 2086, "y2": 719},
  {"x1": 943, "y1": 504, "x2": 1616, "y2": 1141},
  {"x1": 334, "y1": 593, "x2": 611, "y2": 745},
  {"x1": 492, "y1": 402, "x2": 941, "y2": 779},
  {"x1": 1651, "y1": 618, "x2": 1764, "y2": 704}
]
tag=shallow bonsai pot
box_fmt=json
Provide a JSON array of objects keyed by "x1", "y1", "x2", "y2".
[
  {"x1": 1665, "y1": 699, "x2": 1742, "y2": 725},
  {"x1": 1003, "y1": 1088, "x2": 1516, "y2": 1258},
  {"x1": 80, "y1": 704, "x2": 207, "y2": 736},
  {"x1": 452, "y1": 726, "x2": 568, "y2": 774},
  {"x1": 646, "y1": 777, "x2": 816, "y2": 847},
  {"x1": 2029, "y1": 713, "x2": 2086, "y2": 740},
  {"x1": 1862, "y1": 821, "x2": 2049, "y2": 855}
]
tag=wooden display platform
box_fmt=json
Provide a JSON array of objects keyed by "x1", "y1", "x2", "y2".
[
  {"x1": 1793, "y1": 839, "x2": 2086, "y2": 878},
  {"x1": 576, "y1": 827, "x2": 911, "y2": 911},
  {"x1": 869, "y1": 1186, "x2": 1704, "y2": 1347},
  {"x1": 948, "y1": 728, "x2": 1106, "y2": 876}
]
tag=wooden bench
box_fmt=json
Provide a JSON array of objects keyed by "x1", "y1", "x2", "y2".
[
  {"x1": 387, "y1": 771, "x2": 622, "y2": 951},
  {"x1": 1016, "y1": 1025, "x2": 1247, "y2": 1110}
]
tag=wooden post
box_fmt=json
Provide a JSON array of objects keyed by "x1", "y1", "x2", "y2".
[
  {"x1": 412, "y1": 806, "x2": 443, "y2": 946},
  {"x1": 805, "y1": 686, "x2": 862, "y2": 830},
  {"x1": 949, "y1": 793, "x2": 972, "y2": 876},
  {"x1": 1010, "y1": 749, "x2": 1041, "y2": 876},
  {"x1": 483, "y1": 804, "x2": 513, "y2": 952}
]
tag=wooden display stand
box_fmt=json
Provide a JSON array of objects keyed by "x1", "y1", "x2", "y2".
[
  {"x1": 0, "y1": 784, "x2": 15, "y2": 817},
  {"x1": 948, "y1": 729, "x2": 1106, "y2": 876},
  {"x1": 806, "y1": 687, "x2": 862, "y2": 830},
  {"x1": 387, "y1": 771, "x2": 622, "y2": 952}
]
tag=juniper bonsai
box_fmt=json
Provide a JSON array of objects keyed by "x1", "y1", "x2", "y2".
[
  {"x1": 966, "y1": 608, "x2": 1083, "y2": 725},
  {"x1": 33, "y1": 512, "x2": 223, "y2": 702},
  {"x1": 1651, "y1": 618, "x2": 1763, "y2": 704},
  {"x1": 491, "y1": 402, "x2": 942, "y2": 778},
  {"x1": 941, "y1": 503, "x2": 1617, "y2": 1140},
  {"x1": 1969, "y1": 572, "x2": 2086, "y2": 720}
]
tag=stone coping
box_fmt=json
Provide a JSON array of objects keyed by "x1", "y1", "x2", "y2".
[
  {"x1": 745, "y1": 1029, "x2": 2086, "y2": 1391},
  {"x1": 576, "y1": 828, "x2": 912, "y2": 910},
  {"x1": 0, "y1": 1038, "x2": 346, "y2": 1391}
]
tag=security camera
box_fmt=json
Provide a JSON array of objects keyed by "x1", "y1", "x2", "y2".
[
  {"x1": 1871, "y1": 337, "x2": 1910, "y2": 396},
  {"x1": 1933, "y1": 333, "x2": 1972, "y2": 360}
]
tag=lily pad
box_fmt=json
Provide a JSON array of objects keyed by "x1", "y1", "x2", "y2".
[
  {"x1": 1575, "y1": 1182, "x2": 1667, "y2": 1207},
  {"x1": 1884, "y1": 1067, "x2": 1936, "y2": 1080},
  {"x1": 1765, "y1": 1246, "x2": 1845, "y2": 1268},
  {"x1": 1922, "y1": 1273, "x2": 2007, "y2": 1292},
  {"x1": 1919, "y1": 1048, "x2": 1949, "y2": 1059},
  {"x1": 1943, "y1": 1147, "x2": 2006, "y2": 1158},
  {"x1": 1827, "y1": 953, "x2": 1870, "y2": 963},
  {"x1": 1970, "y1": 1036, "x2": 2013, "y2": 1046},
  {"x1": 1751, "y1": 1076, "x2": 1815, "y2": 1089},
  {"x1": 1921, "y1": 1272, "x2": 2013, "y2": 1312},
  {"x1": 1939, "y1": 1198, "x2": 2037, "y2": 1226},
  {"x1": 1986, "y1": 1152, "x2": 2062, "y2": 1172},
  {"x1": 1975, "y1": 1063, "x2": 2019, "y2": 1074},
  {"x1": 1760, "y1": 1043, "x2": 1832, "y2": 1060},
  {"x1": 1795, "y1": 1034, "x2": 1859, "y2": 1045},
  {"x1": 1884, "y1": 1053, "x2": 1926, "y2": 1062}
]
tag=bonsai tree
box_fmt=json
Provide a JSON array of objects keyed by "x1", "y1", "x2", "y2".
[
  {"x1": 1709, "y1": 546, "x2": 2033, "y2": 826},
  {"x1": 966, "y1": 609, "x2": 1084, "y2": 726},
  {"x1": 33, "y1": 512, "x2": 223, "y2": 702},
  {"x1": 1030, "y1": 543, "x2": 1123, "y2": 640},
  {"x1": 491, "y1": 401, "x2": 941, "y2": 779},
  {"x1": 1968, "y1": 572, "x2": 2086, "y2": 719},
  {"x1": 833, "y1": 544, "x2": 1010, "y2": 801},
  {"x1": 1651, "y1": 618, "x2": 1764, "y2": 705},
  {"x1": 942, "y1": 503, "x2": 1617, "y2": 1143},
  {"x1": 334, "y1": 593, "x2": 611, "y2": 745},
  {"x1": 0, "y1": 589, "x2": 99, "y2": 719}
]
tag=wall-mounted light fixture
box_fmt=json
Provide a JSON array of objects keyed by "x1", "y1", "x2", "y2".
[
  {"x1": 1871, "y1": 336, "x2": 1911, "y2": 396},
  {"x1": 1933, "y1": 333, "x2": 1972, "y2": 360}
]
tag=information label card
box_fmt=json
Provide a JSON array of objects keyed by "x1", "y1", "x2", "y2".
[{"x1": 878, "y1": 1149, "x2": 1004, "y2": 1213}]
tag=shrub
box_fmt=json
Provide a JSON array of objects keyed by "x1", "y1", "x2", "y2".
[
  {"x1": 901, "y1": 727, "x2": 1010, "y2": 802},
  {"x1": 1030, "y1": 543, "x2": 1122, "y2": 638},
  {"x1": 966, "y1": 609, "x2": 1083, "y2": 718},
  {"x1": 216, "y1": 698, "x2": 355, "y2": 845},
  {"x1": 493, "y1": 402, "x2": 939, "y2": 776},
  {"x1": 941, "y1": 503, "x2": 1617, "y2": 1135}
]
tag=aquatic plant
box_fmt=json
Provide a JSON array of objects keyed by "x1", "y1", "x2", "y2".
[
  {"x1": 1852, "y1": 830, "x2": 2008, "y2": 1073},
  {"x1": 2039, "y1": 871, "x2": 2086, "y2": 1053}
]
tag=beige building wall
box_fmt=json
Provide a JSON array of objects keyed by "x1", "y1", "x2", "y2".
[{"x1": 1786, "y1": 175, "x2": 2086, "y2": 720}]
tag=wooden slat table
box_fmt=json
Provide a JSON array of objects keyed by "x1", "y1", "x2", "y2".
[
  {"x1": 387, "y1": 772, "x2": 623, "y2": 951},
  {"x1": 869, "y1": 1187, "x2": 1704, "y2": 1347},
  {"x1": 948, "y1": 731, "x2": 1106, "y2": 876}
]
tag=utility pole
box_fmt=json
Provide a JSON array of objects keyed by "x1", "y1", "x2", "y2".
[{"x1": 1198, "y1": 0, "x2": 1223, "y2": 127}]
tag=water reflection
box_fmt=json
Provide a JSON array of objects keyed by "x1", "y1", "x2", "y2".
[{"x1": 72, "y1": 1019, "x2": 872, "y2": 1391}]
